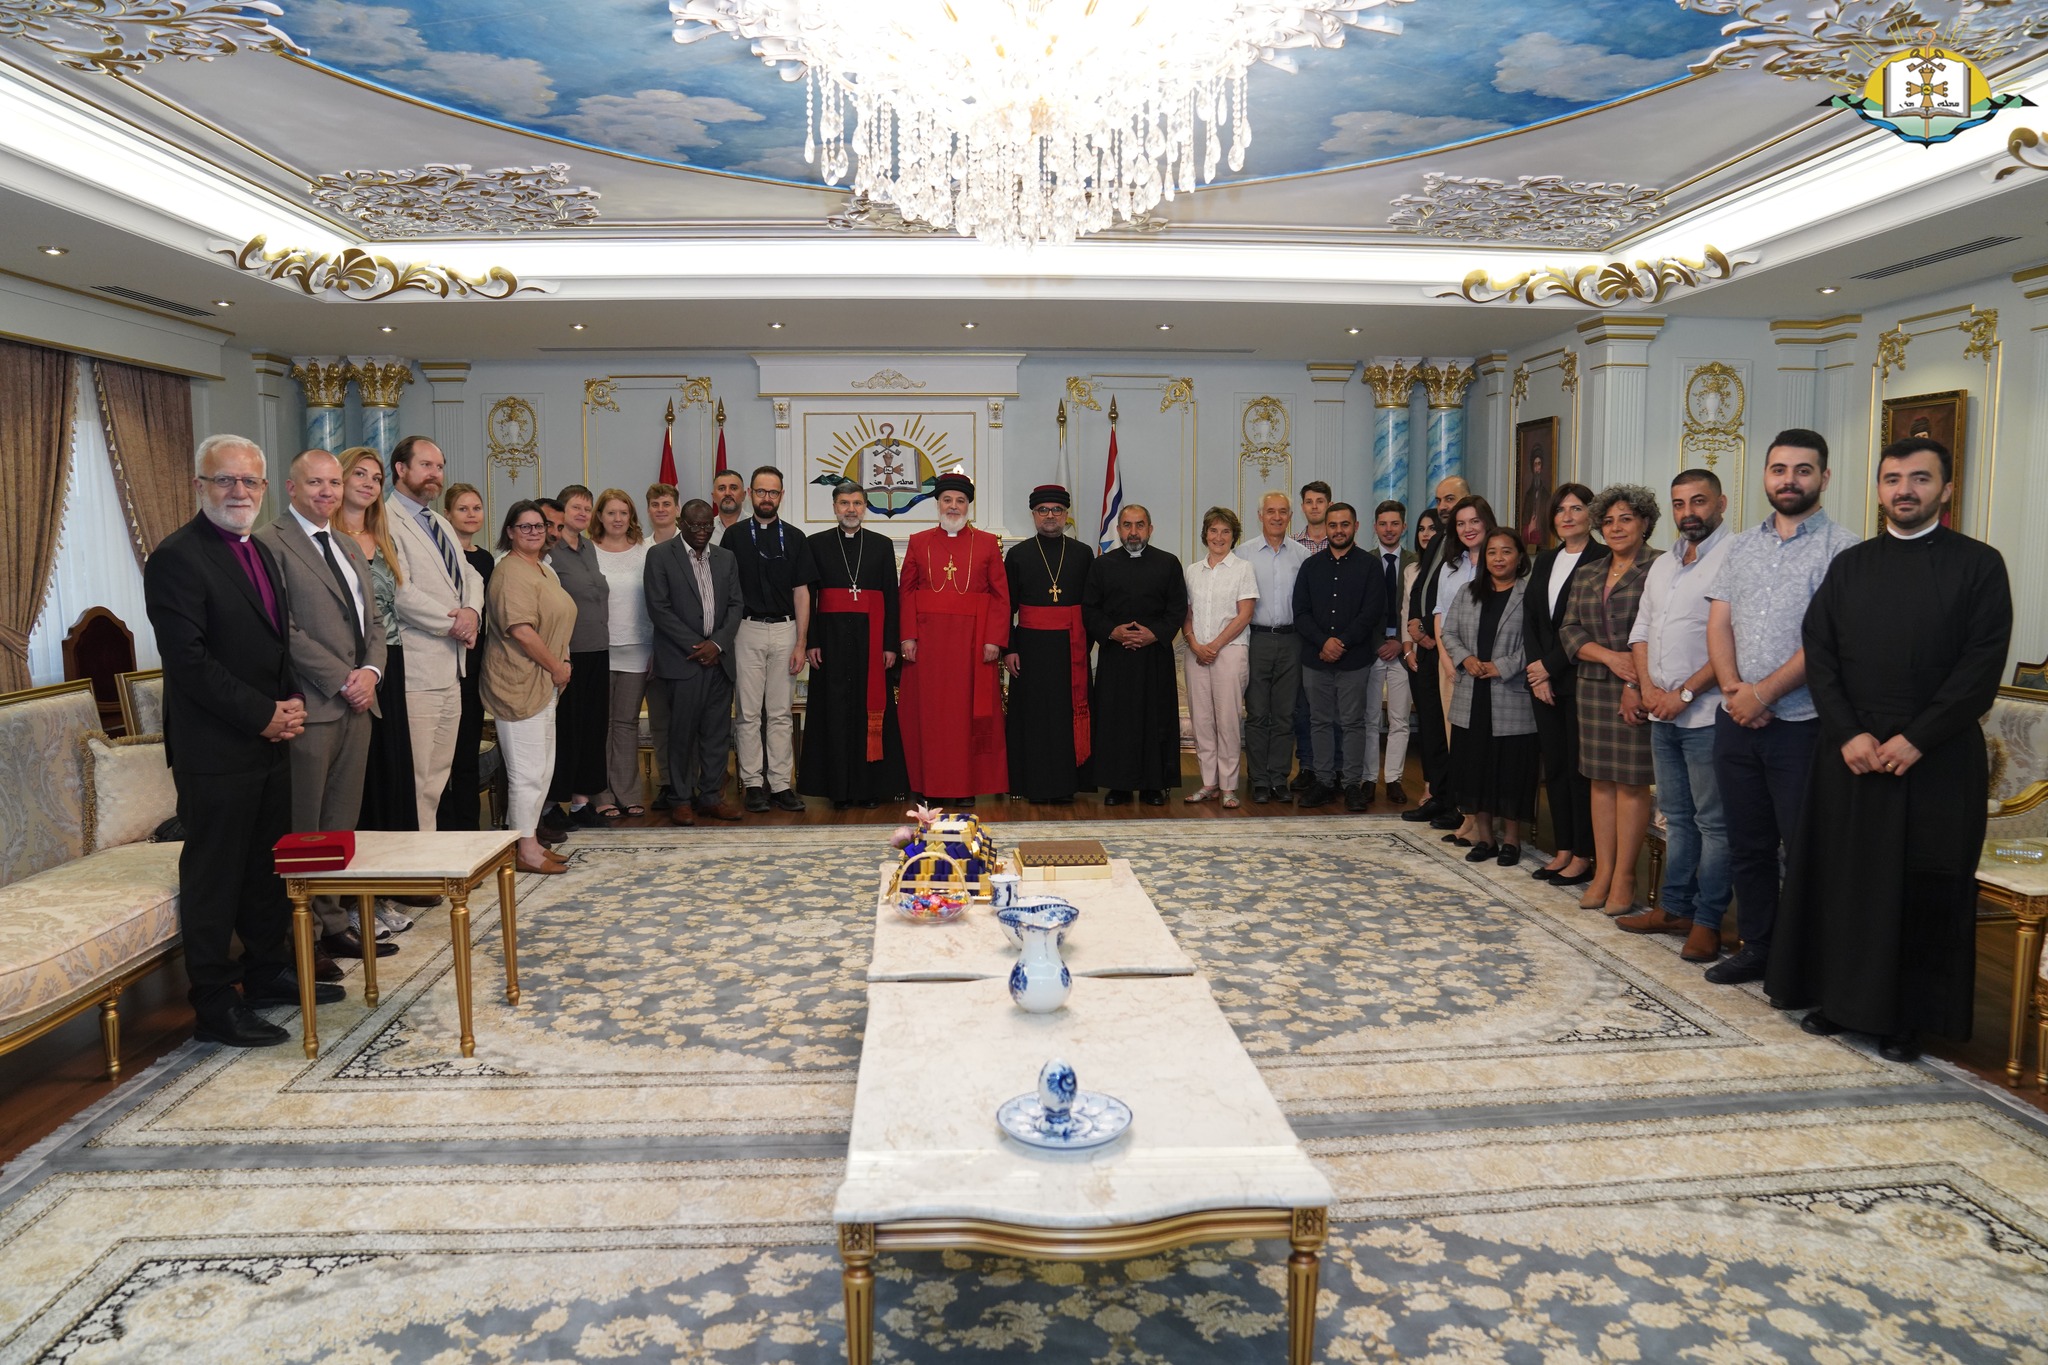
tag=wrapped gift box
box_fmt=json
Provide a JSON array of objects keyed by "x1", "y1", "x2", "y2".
[{"x1": 273, "y1": 830, "x2": 356, "y2": 874}]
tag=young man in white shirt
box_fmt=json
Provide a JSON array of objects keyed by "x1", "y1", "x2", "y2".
[{"x1": 1361, "y1": 500, "x2": 1413, "y2": 805}]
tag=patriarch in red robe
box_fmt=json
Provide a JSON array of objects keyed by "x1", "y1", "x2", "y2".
[{"x1": 898, "y1": 472, "x2": 1010, "y2": 800}]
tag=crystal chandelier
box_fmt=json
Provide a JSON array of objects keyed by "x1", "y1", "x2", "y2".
[{"x1": 672, "y1": 0, "x2": 1409, "y2": 247}]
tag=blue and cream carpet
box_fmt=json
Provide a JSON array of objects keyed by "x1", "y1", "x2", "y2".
[{"x1": 3, "y1": 820, "x2": 2045, "y2": 1362}]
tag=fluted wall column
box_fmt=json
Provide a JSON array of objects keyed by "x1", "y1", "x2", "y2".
[
  {"x1": 1360, "y1": 358, "x2": 1419, "y2": 505},
  {"x1": 290, "y1": 356, "x2": 351, "y2": 455},
  {"x1": 1574, "y1": 317, "x2": 1662, "y2": 491},
  {"x1": 350, "y1": 356, "x2": 414, "y2": 456},
  {"x1": 1305, "y1": 362, "x2": 1357, "y2": 503},
  {"x1": 2014, "y1": 271, "x2": 2048, "y2": 666},
  {"x1": 1418, "y1": 358, "x2": 1477, "y2": 492}
]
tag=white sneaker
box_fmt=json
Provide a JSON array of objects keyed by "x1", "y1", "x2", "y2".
[{"x1": 375, "y1": 902, "x2": 416, "y2": 936}]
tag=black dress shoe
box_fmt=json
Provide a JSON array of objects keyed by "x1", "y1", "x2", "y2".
[
  {"x1": 1555, "y1": 866, "x2": 1594, "y2": 887},
  {"x1": 1288, "y1": 771, "x2": 1313, "y2": 792},
  {"x1": 1252, "y1": 785, "x2": 1272, "y2": 804},
  {"x1": 1703, "y1": 944, "x2": 1768, "y2": 985},
  {"x1": 1878, "y1": 1034, "x2": 1921, "y2": 1062},
  {"x1": 1140, "y1": 789, "x2": 1167, "y2": 806},
  {"x1": 1496, "y1": 844, "x2": 1521, "y2": 867},
  {"x1": 1442, "y1": 833, "x2": 1472, "y2": 848},
  {"x1": 1297, "y1": 781, "x2": 1336, "y2": 809},
  {"x1": 569, "y1": 802, "x2": 609, "y2": 828},
  {"x1": 1103, "y1": 790, "x2": 1131, "y2": 806},
  {"x1": 242, "y1": 970, "x2": 346, "y2": 1007},
  {"x1": 1384, "y1": 782, "x2": 1408, "y2": 805},
  {"x1": 320, "y1": 928, "x2": 398, "y2": 959},
  {"x1": 1464, "y1": 842, "x2": 1497, "y2": 862},
  {"x1": 1531, "y1": 867, "x2": 1560, "y2": 882},
  {"x1": 744, "y1": 786, "x2": 771, "y2": 813},
  {"x1": 537, "y1": 805, "x2": 571, "y2": 834},
  {"x1": 1343, "y1": 783, "x2": 1370, "y2": 813},
  {"x1": 1429, "y1": 811, "x2": 1463, "y2": 830},
  {"x1": 771, "y1": 789, "x2": 807, "y2": 812},
  {"x1": 194, "y1": 1000, "x2": 291, "y2": 1047},
  {"x1": 860, "y1": 798, "x2": 880, "y2": 809},
  {"x1": 1799, "y1": 1011, "x2": 1846, "y2": 1036},
  {"x1": 651, "y1": 785, "x2": 679, "y2": 812}
]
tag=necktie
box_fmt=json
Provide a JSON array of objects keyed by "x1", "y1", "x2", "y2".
[
  {"x1": 314, "y1": 530, "x2": 366, "y2": 666},
  {"x1": 1384, "y1": 552, "x2": 1399, "y2": 633},
  {"x1": 419, "y1": 508, "x2": 461, "y2": 588}
]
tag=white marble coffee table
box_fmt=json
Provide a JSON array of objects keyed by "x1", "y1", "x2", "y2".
[
  {"x1": 283, "y1": 831, "x2": 521, "y2": 1060},
  {"x1": 835, "y1": 975, "x2": 1331, "y2": 1364},
  {"x1": 867, "y1": 859, "x2": 1195, "y2": 982},
  {"x1": 1976, "y1": 854, "x2": 2048, "y2": 1087}
]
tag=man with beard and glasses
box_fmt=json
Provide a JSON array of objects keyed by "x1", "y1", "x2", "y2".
[
  {"x1": 898, "y1": 472, "x2": 1010, "y2": 803},
  {"x1": 1619, "y1": 469, "x2": 1734, "y2": 961},
  {"x1": 1701, "y1": 429, "x2": 1860, "y2": 986},
  {"x1": 721, "y1": 466, "x2": 816, "y2": 813},
  {"x1": 1084, "y1": 504, "x2": 1189, "y2": 806},
  {"x1": 1767, "y1": 438, "x2": 2010, "y2": 1062},
  {"x1": 713, "y1": 469, "x2": 746, "y2": 533},
  {"x1": 1293, "y1": 503, "x2": 1386, "y2": 812},
  {"x1": 798, "y1": 481, "x2": 908, "y2": 809},
  {"x1": 1004, "y1": 484, "x2": 1097, "y2": 803}
]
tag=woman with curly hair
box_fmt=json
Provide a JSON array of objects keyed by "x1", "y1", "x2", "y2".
[{"x1": 1558, "y1": 484, "x2": 1663, "y2": 916}]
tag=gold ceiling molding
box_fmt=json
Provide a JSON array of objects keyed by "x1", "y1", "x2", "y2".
[
  {"x1": 1678, "y1": 0, "x2": 2048, "y2": 85},
  {"x1": 1386, "y1": 174, "x2": 1667, "y2": 250},
  {"x1": 214, "y1": 235, "x2": 552, "y2": 301},
  {"x1": 310, "y1": 163, "x2": 600, "y2": 237},
  {"x1": 0, "y1": 0, "x2": 304, "y2": 77},
  {"x1": 1681, "y1": 361, "x2": 1747, "y2": 469},
  {"x1": 1439, "y1": 247, "x2": 1748, "y2": 308},
  {"x1": 1239, "y1": 396, "x2": 1290, "y2": 479},
  {"x1": 1993, "y1": 126, "x2": 2048, "y2": 180}
]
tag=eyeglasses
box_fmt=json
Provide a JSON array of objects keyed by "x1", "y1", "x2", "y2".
[
  {"x1": 202, "y1": 474, "x2": 267, "y2": 492},
  {"x1": 511, "y1": 522, "x2": 547, "y2": 533},
  {"x1": 749, "y1": 487, "x2": 783, "y2": 498}
]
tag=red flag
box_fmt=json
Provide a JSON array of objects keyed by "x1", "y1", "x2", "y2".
[
  {"x1": 658, "y1": 426, "x2": 678, "y2": 486},
  {"x1": 715, "y1": 425, "x2": 728, "y2": 475}
]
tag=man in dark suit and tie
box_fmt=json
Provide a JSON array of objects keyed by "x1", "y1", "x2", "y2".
[
  {"x1": 645, "y1": 497, "x2": 744, "y2": 825},
  {"x1": 144, "y1": 435, "x2": 343, "y2": 1048},
  {"x1": 1363, "y1": 499, "x2": 1417, "y2": 805},
  {"x1": 256, "y1": 449, "x2": 395, "y2": 965}
]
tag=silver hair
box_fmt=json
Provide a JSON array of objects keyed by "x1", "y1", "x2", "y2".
[
  {"x1": 194, "y1": 433, "x2": 265, "y2": 475},
  {"x1": 1590, "y1": 483, "x2": 1661, "y2": 537}
]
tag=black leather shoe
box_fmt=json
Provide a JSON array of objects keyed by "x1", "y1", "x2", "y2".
[
  {"x1": 242, "y1": 970, "x2": 346, "y2": 1007},
  {"x1": 194, "y1": 1000, "x2": 291, "y2": 1047},
  {"x1": 1703, "y1": 944, "x2": 1768, "y2": 985},
  {"x1": 320, "y1": 928, "x2": 398, "y2": 960},
  {"x1": 1288, "y1": 770, "x2": 1313, "y2": 792},
  {"x1": 651, "y1": 785, "x2": 678, "y2": 812},
  {"x1": 1429, "y1": 811, "x2": 1463, "y2": 830},
  {"x1": 1799, "y1": 1011, "x2": 1845, "y2": 1036},
  {"x1": 771, "y1": 789, "x2": 806, "y2": 812},
  {"x1": 1344, "y1": 783, "x2": 1370, "y2": 813},
  {"x1": 1384, "y1": 782, "x2": 1408, "y2": 805},
  {"x1": 569, "y1": 802, "x2": 609, "y2": 828},
  {"x1": 744, "y1": 786, "x2": 771, "y2": 813},
  {"x1": 1496, "y1": 844, "x2": 1521, "y2": 867},
  {"x1": 537, "y1": 806, "x2": 571, "y2": 835},
  {"x1": 1140, "y1": 789, "x2": 1167, "y2": 806},
  {"x1": 1464, "y1": 842, "x2": 1497, "y2": 862},
  {"x1": 1878, "y1": 1034, "x2": 1921, "y2": 1062},
  {"x1": 1252, "y1": 785, "x2": 1272, "y2": 804},
  {"x1": 1555, "y1": 865, "x2": 1595, "y2": 887},
  {"x1": 1103, "y1": 790, "x2": 1131, "y2": 806},
  {"x1": 1531, "y1": 867, "x2": 1560, "y2": 882},
  {"x1": 1297, "y1": 781, "x2": 1336, "y2": 809}
]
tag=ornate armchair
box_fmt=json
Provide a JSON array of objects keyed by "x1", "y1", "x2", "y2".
[{"x1": 60, "y1": 607, "x2": 136, "y2": 737}]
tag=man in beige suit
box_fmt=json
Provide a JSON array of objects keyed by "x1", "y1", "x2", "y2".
[
  {"x1": 384, "y1": 435, "x2": 486, "y2": 829},
  {"x1": 256, "y1": 449, "x2": 397, "y2": 962}
]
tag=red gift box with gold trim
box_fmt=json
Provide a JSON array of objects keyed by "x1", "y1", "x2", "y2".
[{"x1": 273, "y1": 831, "x2": 356, "y2": 874}]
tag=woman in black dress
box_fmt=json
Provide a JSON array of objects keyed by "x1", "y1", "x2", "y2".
[
  {"x1": 437, "y1": 482, "x2": 495, "y2": 833},
  {"x1": 1440, "y1": 529, "x2": 1540, "y2": 866},
  {"x1": 1399, "y1": 508, "x2": 1445, "y2": 811},
  {"x1": 1523, "y1": 483, "x2": 1605, "y2": 887},
  {"x1": 337, "y1": 447, "x2": 416, "y2": 835}
]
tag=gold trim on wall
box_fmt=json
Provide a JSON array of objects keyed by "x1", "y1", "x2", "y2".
[
  {"x1": 1440, "y1": 247, "x2": 1748, "y2": 308},
  {"x1": 215, "y1": 235, "x2": 551, "y2": 301},
  {"x1": 581, "y1": 374, "x2": 716, "y2": 493}
]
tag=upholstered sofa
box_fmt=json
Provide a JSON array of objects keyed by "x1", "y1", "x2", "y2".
[{"x1": 0, "y1": 680, "x2": 182, "y2": 1079}]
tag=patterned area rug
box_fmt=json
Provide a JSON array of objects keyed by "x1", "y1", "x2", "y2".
[
  {"x1": 91, "y1": 820, "x2": 1913, "y2": 1148},
  {"x1": 5, "y1": 1106, "x2": 2045, "y2": 1363}
]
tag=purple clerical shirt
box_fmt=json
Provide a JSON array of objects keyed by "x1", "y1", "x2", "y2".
[{"x1": 209, "y1": 515, "x2": 281, "y2": 631}]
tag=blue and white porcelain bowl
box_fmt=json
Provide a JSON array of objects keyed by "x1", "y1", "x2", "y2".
[{"x1": 995, "y1": 898, "x2": 1079, "y2": 947}]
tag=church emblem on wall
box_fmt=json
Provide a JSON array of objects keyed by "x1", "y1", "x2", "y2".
[
  {"x1": 813, "y1": 414, "x2": 963, "y2": 517},
  {"x1": 1826, "y1": 45, "x2": 2029, "y2": 147}
]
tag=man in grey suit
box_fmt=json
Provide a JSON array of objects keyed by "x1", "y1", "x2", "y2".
[
  {"x1": 255, "y1": 450, "x2": 397, "y2": 964},
  {"x1": 646, "y1": 497, "x2": 744, "y2": 825}
]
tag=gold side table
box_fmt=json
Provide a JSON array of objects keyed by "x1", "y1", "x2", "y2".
[{"x1": 1974, "y1": 859, "x2": 2048, "y2": 1087}]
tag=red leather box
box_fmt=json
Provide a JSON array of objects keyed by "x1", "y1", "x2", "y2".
[{"x1": 273, "y1": 830, "x2": 356, "y2": 874}]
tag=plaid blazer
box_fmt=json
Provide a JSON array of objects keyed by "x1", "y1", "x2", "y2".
[
  {"x1": 1557, "y1": 549, "x2": 1662, "y2": 683},
  {"x1": 1441, "y1": 577, "x2": 1536, "y2": 736}
]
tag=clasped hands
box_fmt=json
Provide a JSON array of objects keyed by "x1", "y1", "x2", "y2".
[
  {"x1": 446, "y1": 606, "x2": 480, "y2": 649},
  {"x1": 1841, "y1": 731, "x2": 1921, "y2": 777},
  {"x1": 262, "y1": 698, "x2": 306, "y2": 742},
  {"x1": 1109, "y1": 621, "x2": 1155, "y2": 651},
  {"x1": 341, "y1": 667, "x2": 377, "y2": 713}
]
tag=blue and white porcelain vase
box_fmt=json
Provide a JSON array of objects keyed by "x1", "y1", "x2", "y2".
[
  {"x1": 1037, "y1": 1058, "x2": 1078, "y2": 1131},
  {"x1": 1007, "y1": 909, "x2": 1072, "y2": 1013}
]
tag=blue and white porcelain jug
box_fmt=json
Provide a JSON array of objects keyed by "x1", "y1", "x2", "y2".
[{"x1": 1007, "y1": 908, "x2": 1072, "y2": 1013}]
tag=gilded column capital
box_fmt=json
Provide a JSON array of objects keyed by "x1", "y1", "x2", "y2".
[
  {"x1": 1418, "y1": 358, "x2": 1477, "y2": 410},
  {"x1": 348, "y1": 356, "x2": 415, "y2": 408},
  {"x1": 289, "y1": 356, "x2": 352, "y2": 408},
  {"x1": 1360, "y1": 357, "x2": 1421, "y2": 409}
]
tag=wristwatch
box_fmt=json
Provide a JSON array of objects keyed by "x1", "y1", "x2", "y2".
[{"x1": 1679, "y1": 687, "x2": 1695, "y2": 705}]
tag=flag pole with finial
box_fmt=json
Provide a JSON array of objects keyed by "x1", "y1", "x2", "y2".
[
  {"x1": 714, "y1": 397, "x2": 728, "y2": 476},
  {"x1": 1096, "y1": 395, "x2": 1124, "y2": 553},
  {"x1": 657, "y1": 396, "x2": 678, "y2": 485}
]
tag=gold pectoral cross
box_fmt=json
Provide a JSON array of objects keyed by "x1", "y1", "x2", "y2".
[
  {"x1": 943, "y1": 558, "x2": 961, "y2": 589},
  {"x1": 1047, "y1": 581, "x2": 1062, "y2": 603}
]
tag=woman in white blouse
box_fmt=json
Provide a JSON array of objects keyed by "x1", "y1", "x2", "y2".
[
  {"x1": 591, "y1": 489, "x2": 653, "y2": 817},
  {"x1": 1181, "y1": 507, "x2": 1260, "y2": 808}
]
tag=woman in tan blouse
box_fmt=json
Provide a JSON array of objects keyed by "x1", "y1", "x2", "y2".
[{"x1": 481, "y1": 499, "x2": 577, "y2": 874}]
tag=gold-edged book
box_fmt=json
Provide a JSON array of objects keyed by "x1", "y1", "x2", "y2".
[{"x1": 1014, "y1": 838, "x2": 1112, "y2": 881}]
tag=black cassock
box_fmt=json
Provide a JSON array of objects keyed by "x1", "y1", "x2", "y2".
[
  {"x1": 1085, "y1": 544, "x2": 1189, "y2": 792},
  {"x1": 797, "y1": 526, "x2": 909, "y2": 803},
  {"x1": 1005, "y1": 534, "x2": 1097, "y2": 799},
  {"x1": 1767, "y1": 527, "x2": 2012, "y2": 1040}
]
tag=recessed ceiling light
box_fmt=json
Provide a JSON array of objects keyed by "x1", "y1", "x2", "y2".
[
  {"x1": 212, "y1": 299, "x2": 233, "y2": 308},
  {"x1": 39, "y1": 246, "x2": 66, "y2": 256},
  {"x1": 1816, "y1": 285, "x2": 1840, "y2": 295},
  {"x1": 379, "y1": 325, "x2": 394, "y2": 333},
  {"x1": 962, "y1": 321, "x2": 976, "y2": 329},
  {"x1": 1347, "y1": 327, "x2": 1360, "y2": 335},
  {"x1": 770, "y1": 321, "x2": 784, "y2": 329},
  {"x1": 571, "y1": 322, "x2": 586, "y2": 330},
  {"x1": 1157, "y1": 323, "x2": 1172, "y2": 331}
]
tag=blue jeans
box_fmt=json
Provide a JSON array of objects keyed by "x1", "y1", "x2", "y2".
[
  {"x1": 1711, "y1": 711, "x2": 1818, "y2": 952},
  {"x1": 1651, "y1": 721, "x2": 1731, "y2": 928}
]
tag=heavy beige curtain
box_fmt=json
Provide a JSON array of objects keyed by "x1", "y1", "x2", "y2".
[
  {"x1": 0, "y1": 340, "x2": 77, "y2": 693},
  {"x1": 92, "y1": 359, "x2": 193, "y2": 569}
]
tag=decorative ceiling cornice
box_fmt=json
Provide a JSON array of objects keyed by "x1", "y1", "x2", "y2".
[
  {"x1": 311, "y1": 164, "x2": 600, "y2": 238},
  {"x1": 214, "y1": 235, "x2": 554, "y2": 302},
  {"x1": 0, "y1": 0, "x2": 304, "y2": 77},
  {"x1": 1439, "y1": 247, "x2": 1750, "y2": 308},
  {"x1": 1676, "y1": 0, "x2": 2048, "y2": 85},
  {"x1": 824, "y1": 194, "x2": 944, "y2": 235},
  {"x1": 1996, "y1": 125, "x2": 2048, "y2": 179},
  {"x1": 1386, "y1": 174, "x2": 1667, "y2": 250}
]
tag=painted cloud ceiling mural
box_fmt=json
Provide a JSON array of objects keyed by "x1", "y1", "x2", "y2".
[{"x1": 279, "y1": 0, "x2": 1731, "y2": 186}]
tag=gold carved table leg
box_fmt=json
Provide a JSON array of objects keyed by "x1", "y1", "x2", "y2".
[
  {"x1": 2009, "y1": 898, "x2": 2046, "y2": 1087},
  {"x1": 839, "y1": 1223, "x2": 875, "y2": 1365},
  {"x1": 1288, "y1": 1208, "x2": 1326, "y2": 1365},
  {"x1": 99, "y1": 996, "x2": 120, "y2": 1080},
  {"x1": 357, "y1": 892, "x2": 380, "y2": 1007},
  {"x1": 288, "y1": 880, "x2": 318, "y2": 1058},
  {"x1": 497, "y1": 858, "x2": 521, "y2": 1004},
  {"x1": 449, "y1": 882, "x2": 476, "y2": 1058}
]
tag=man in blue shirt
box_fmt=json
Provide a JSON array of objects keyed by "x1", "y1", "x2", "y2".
[
  {"x1": 1244, "y1": 492, "x2": 1310, "y2": 803},
  {"x1": 1293, "y1": 503, "x2": 1386, "y2": 812}
]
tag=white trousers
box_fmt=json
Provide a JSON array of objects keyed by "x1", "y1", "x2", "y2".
[
  {"x1": 734, "y1": 618, "x2": 797, "y2": 790},
  {"x1": 1185, "y1": 644, "x2": 1250, "y2": 791},
  {"x1": 406, "y1": 683, "x2": 461, "y2": 830},
  {"x1": 1363, "y1": 652, "x2": 1413, "y2": 783},
  {"x1": 498, "y1": 701, "x2": 558, "y2": 839}
]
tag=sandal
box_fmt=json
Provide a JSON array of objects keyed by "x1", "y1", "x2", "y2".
[
  {"x1": 596, "y1": 805, "x2": 623, "y2": 819},
  {"x1": 1184, "y1": 786, "x2": 1219, "y2": 803},
  {"x1": 623, "y1": 805, "x2": 646, "y2": 817},
  {"x1": 1221, "y1": 793, "x2": 1240, "y2": 809}
]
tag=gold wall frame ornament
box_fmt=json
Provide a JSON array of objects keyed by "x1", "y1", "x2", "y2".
[
  {"x1": 0, "y1": 0, "x2": 305, "y2": 77},
  {"x1": 1681, "y1": 361, "x2": 1746, "y2": 469},
  {"x1": 1961, "y1": 307, "x2": 2000, "y2": 362},
  {"x1": 1678, "y1": 0, "x2": 2048, "y2": 85},
  {"x1": 1160, "y1": 377, "x2": 1195, "y2": 413},
  {"x1": 1386, "y1": 173, "x2": 1667, "y2": 250},
  {"x1": 310, "y1": 163, "x2": 601, "y2": 237},
  {"x1": 1440, "y1": 246, "x2": 1749, "y2": 308},
  {"x1": 1510, "y1": 363, "x2": 1530, "y2": 403},
  {"x1": 486, "y1": 396, "x2": 540, "y2": 484},
  {"x1": 850, "y1": 368, "x2": 926, "y2": 390},
  {"x1": 1359, "y1": 358, "x2": 1420, "y2": 408},
  {"x1": 215, "y1": 235, "x2": 551, "y2": 301},
  {"x1": 288, "y1": 356, "x2": 350, "y2": 408},
  {"x1": 1239, "y1": 396, "x2": 1291, "y2": 478},
  {"x1": 680, "y1": 375, "x2": 714, "y2": 410},
  {"x1": 1064, "y1": 376, "x2": 1103, "y2": 412},
  {"x1": 349, "y1": 357, "x2": 413, "y2": 408},
  {"x1": 583, "y1": 377, "x2": 620, "y2": 413},
  {"x1": 1559, "y1": 351, "x2": 1580, "y2": 394},
  {"x1": 1876, "y1": 324, "x2": 1911, "y2": 379}
]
